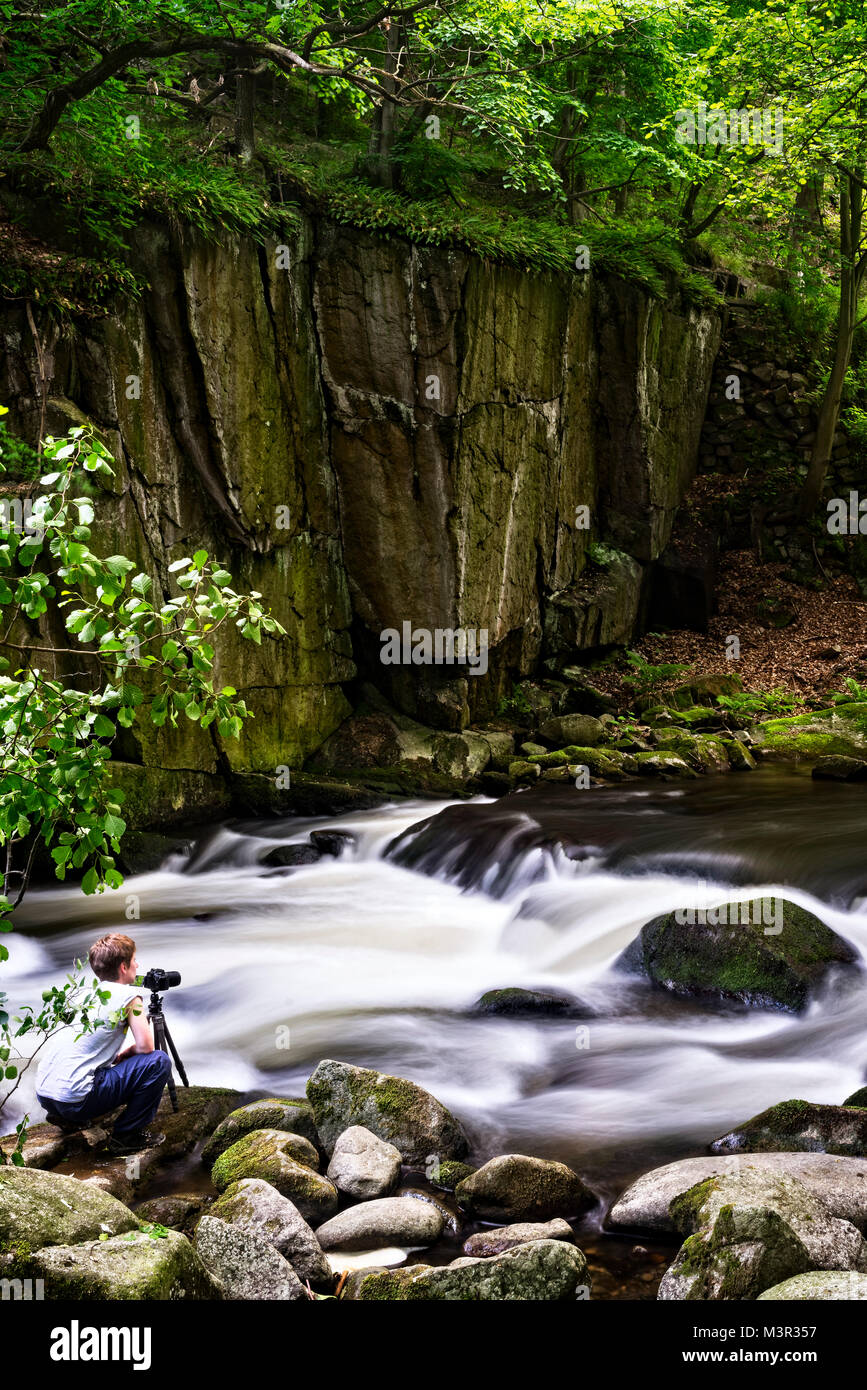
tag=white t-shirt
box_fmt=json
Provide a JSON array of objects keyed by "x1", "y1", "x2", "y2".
[{"x1": 36, "y1": 981, "x2": 144, "y2": 1103}]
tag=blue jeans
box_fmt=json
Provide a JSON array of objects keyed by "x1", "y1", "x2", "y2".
[{"x1": 38, "y1": 1050, "x2": 172, "y2": 1136}]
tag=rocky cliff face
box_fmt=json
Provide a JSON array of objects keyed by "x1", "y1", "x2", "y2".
[{"x1": 0, "y1": 212, "x2": 720, "y2": 821}]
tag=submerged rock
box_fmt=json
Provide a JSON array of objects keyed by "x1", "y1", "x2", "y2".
[
  {"x1": 616, "y1": 897, "x2": 859, "y2": 1013},
  {"x1": 455, "y1": 1154, "x2": 595, "y2": 1223},
  {"x1": 306, "y1": 1059, "x2": 469, "y2": 1162},
  {"x1": 309, "y1": 829, "x2": 355, "y2": 856},
  {"x1": 758, "y1": 1271, "x2": 867, "y2": 1300},
  {"x1": 202, "y1": 1098, "x2": 319, "y2": 1165},
  {"x1": 314, "y1": 1196, "x2": 444, "y2": 1252},
  {"x1": 195, "y1": 1215, "x2": 305, "y2": 1300},
  {"x1": 326, "y1": 1126, "x2": 402, "y2": 1199},
  {"x1": 260, "y1": 844, "x2": 321, "y2": 868},
  {"x1": 341, "y1": 1238, "x2": 590, "y2": 1300},
  {"x1": 471, "y1": 987, "x2": 593, "y2": 1019},
  {"x1": 710, "y1": 1099, "x2": 867, "y2": 1157},
  {"x1": 462, "y1": 1218, "x2": 575, "y2": 1257},
  {"x1": 210, "y1": 1178, "x2": 331, "y2": 1285}
]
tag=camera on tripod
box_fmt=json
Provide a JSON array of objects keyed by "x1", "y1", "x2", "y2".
[
  {"x1": 136, "y1": 967, "x2": 188, "y2": 1111},
  {"x1": 142, "y1": 967, "x2": 181, "y2": 993}
]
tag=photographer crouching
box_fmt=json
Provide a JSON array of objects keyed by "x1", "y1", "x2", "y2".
[{"x1": 35, "y1": 933, "x2": 171, "y2": 1156}]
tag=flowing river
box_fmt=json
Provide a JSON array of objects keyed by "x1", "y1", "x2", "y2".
[{"x1": 5, "y1": 766, "x2": 867, "y2": 1219}]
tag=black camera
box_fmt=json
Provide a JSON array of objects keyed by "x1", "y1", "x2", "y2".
[{"x1": 141, "y1": 967, "x2": 181, "y2": 992}]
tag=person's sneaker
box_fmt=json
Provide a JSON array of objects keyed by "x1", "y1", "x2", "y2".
[
  {"x1": 106, "y1": 1129, "x2": 166, "y2": 1156},
  {"x1": 43, "y1": 1111, "x2": 82, "y2": 1135}
]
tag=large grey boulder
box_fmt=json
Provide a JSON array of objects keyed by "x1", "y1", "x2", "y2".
[
  {"x1": 210, "y1": 1129, "x2": 337, "y2": 1225},
  {"x1": 607, "y1": 1154, "x2": 867, "y2": 1235},
  {"x1": 463, "y1": 1218, "x2": 575, "y2": 1257},
  {"x1": 25, "y1": 1228, "x2": 218, "y2": 1300},
  {"x1": 758, "y1": 1271, "x2": 867, "y2": 1300},
  {"x1": 616, "y1": 898, "x2": 859, "y2": 1013},
  {"x1": 326, "y1": 1126, "x2": 402, "y2": 1199},
  {"x1": 455, "y1": 1155, "x2": 595, "y2": 1223},
  {"x1": 202, "y1": 1098, "x2": 319, "y2": 1165},
  {"x1": 341, "y1": 1239, "x2": 590, "y2": 1300},
  {"x1": 710, "y1": 1100, "x2": 867, "y2": 1157},
  {"x1": 195, "y1": 1215, "x2": 305, "y2": 1300},
  {"x1": 0, "y1": 1167, "x2": 139, "y2": 1250},
  {"x1": 306, "y1": 1059, "x2": 468, "y2": 1162},
  {"x1": 209, "y1": 1178, "x2": 331, "y2": 1285},
  {"x1": 537, "y1": 715, "x2": 603, "y2": 748},
  {"x1": 669, "y1": 1169, "x2": 867, "y2": 1273},
  {"x1": 314, "y1": 1196, "x2": 444, "y2": 1252},
  {"x1": 659, "y1": 1206, "x2": 813, "y2": 1301}
]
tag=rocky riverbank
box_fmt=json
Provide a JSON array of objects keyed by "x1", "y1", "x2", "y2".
[{"x1": 4, "y1": 1042, "x2": 867, "y2": 1301}]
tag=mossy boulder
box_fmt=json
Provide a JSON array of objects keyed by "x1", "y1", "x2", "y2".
[
  {"x1": 455, "y1": 1154, "x2": 595, "y2": 1223},
  {"x1": 210, "y1": 1129, "x2": 337, "y2": 1224},
  {"x1": 617, "y1": 897, "x2": 859, "y2": 1013},
  {"x1": 306, "y1": 1059, "x2": 469, "y2": 1162},
  {"x1": 758, "y1": 1271, "x2": 867, "y2": 1300},
  {"x1": 710, "y1": 1100, "x2": 867, "y2": 1158},
  {"x1": 843, "y1": 1087, "x2": 867, "y2": 1108},
  {"x1": 25, "y1": 1228, "x2": 219, "y2": 1300},
  {"x1": 429, "y1": 1160, "x2": 477, "y2": 1192},
  {"x1": 209, "y1": 1177, "x2": 331, "y2": 1286},
  {"x1": 536, "y1": 714, "x2": 604, "y2": 748},
  {"x1": 529, "y1": 746, "x2": 627, "y2": 778},
  {"x1": 194, "y1": 1215, "x2": 305, "y2": 1300},
  {"x1": 632, "y1": 751, "x2": 697, "y2": 778},
  {"x1": 340, "y1": 1238, "x2": 590, "y2": 1300},
  {"x1": 202, "y1": 1098, "x2": 319, "y2": 1166},
  {"x1": 658, "y1": 1205, "x2": 812, "y2": 1301},
  {"x1": 755, "y1": 701, "x2": 867, "y2": 762},
  {"x1": 668, "y1": 1168, "x2": 867, "y2": 1273},
  {"x1": 670, "y1": 674, "x2": 743, "y2": 707},
  {"x1": 0, "y1": 1167, "x2": 139, "y2": 1252},
  {"x1": 721, "y1": 737, "x2": 757, "y2": 770}
]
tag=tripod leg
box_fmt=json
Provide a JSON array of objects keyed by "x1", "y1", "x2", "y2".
[
  {"x1": 159, "y1": 1018, "x2": 189, "y2": 1089},
  {"x1": 152, "y1": 1014, "x2": 179, "y2": 1113}
]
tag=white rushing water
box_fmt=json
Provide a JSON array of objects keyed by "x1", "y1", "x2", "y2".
[{"x1": 5, "y1": 795, "x2": 867, "y2": 1185}]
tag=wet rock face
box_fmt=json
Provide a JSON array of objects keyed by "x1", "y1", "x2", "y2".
[{"x1": 2, "y1": 213, "x2": 719, "y2": 823}]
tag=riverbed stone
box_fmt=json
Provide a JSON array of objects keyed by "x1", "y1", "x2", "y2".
[
  {"x1": 23, "y1": 1228, "x2": 218, "y2": 1300},
  {"x1": 537, "y1": 714, "x2": 604, "y2": 748},
  {"x1": 658, "y1": 1205, "x2": 813, "y2": 1301},
  {"x1": 306, "y1": 1059, "x2": 469, "y2": 1162},
  {"x1": 607, "y1": 1153, "x2": 867, "y2": 1235},
  {"x1": 758, "y1": 1271, "x2": 867, "y2": 1300},
  {"x1": 455, "y1": 1154, "x2": 595, "y2": 1222},
  {"x1": 211, "y1": 1130, "x2": 338, "y2": 1224},
  {"x1": 209, "y1": 1177, "x2": 331, "y2": 1284},
  {"x1": 616, "y1": 897, "x2": 859, "y2": 1013},
  {"x1": 671, "y1": 1169, "x2": 867, "y2": 1272},
  {"x1": 134, "y1": 1194, "x2": 211, "y2": 1236},
  {"x1": 202, "y1": 1098, "x2": 319, "y2": 1165},
  {"x1": 195, "y1": 1215, "x2": 305, "y2": 1299},
  {"x1": 462, "y1": 1218, "x2": 575, "y2": 1257},
  {"x1": 711, "y1": 1099, "x2": 867, "y2": 1157},
  {"x1": 0, "y1": 1167, "x2": 139, "y2": 1253},
  {"x1": 429, "y1": 1160, "x2": 477, "y2": 1192},
  {"x1": 470, "y1": 987, "x2": 593, "y2": 1019},
  {"x1": 326, "y1": 1125, "x2": 402, "y2": 1199},
  {"x1": 315, "y1": 1195, "x2": 444, "y2": 1251},
  {"x1": 812, "y1": 756, "x2": 867, "y2": 781},
  {"x1": 341, "y1": 1238, "x2": 590, "y2": 1300},
  {"x1": 632, "y1": 751, "x2": 697, "y2": 778}
]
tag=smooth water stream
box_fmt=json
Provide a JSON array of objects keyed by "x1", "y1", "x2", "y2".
[{"x1": 5, "y1": 767, "x2": 867, "y2": 1209}]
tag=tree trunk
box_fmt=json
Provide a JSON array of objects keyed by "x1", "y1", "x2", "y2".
[
  {"x1": 799, "y1": 168, "x2": 866, "y2": 517},
  {"x1": 365, "y1": 21, "x2": 402, "y2": 188},
  {"x1": 235, "y1": 60, "x2": 257, "y2": 165}
]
